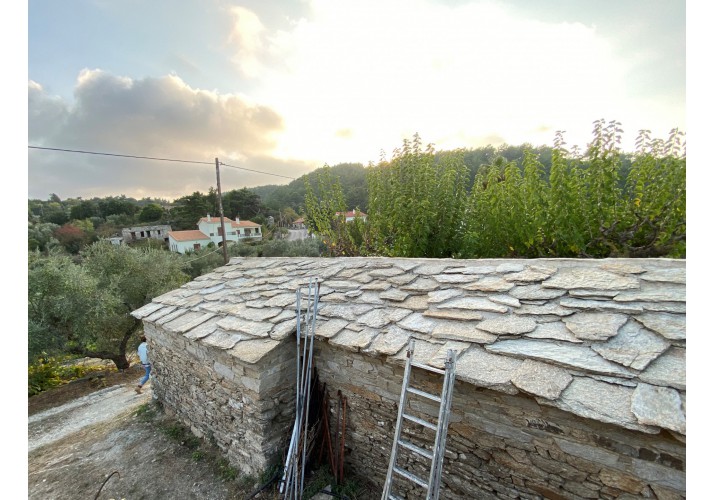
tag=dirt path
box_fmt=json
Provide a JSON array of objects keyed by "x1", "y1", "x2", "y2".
[
  {"x1": 28, "y1": 376, "x2": 244, "y2": 500},
  {"x1": 29, "y1": 384, "x2": 149, "y2": 453},
  {"x1": 27, "y1": 367, "x2": 365, "y2": 500}
]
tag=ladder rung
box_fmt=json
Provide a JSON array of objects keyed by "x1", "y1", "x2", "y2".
[
  {"x1": 393, "y1": 466, "x2": 428, "y2": 488},
  {"x1": 407, "y1": 386, "x2": 441, "y2": 402},
  {"x1": 398, "y1": 438, "x2": 433, "y2": 459},
  {"x1": 388, "y1": 495, "x2": 405, "y2": 500},
  {"x1": 403, "y1": 413, "x2": 437, "y2": 431},
  {"x1": 411, "y1": 361, "x2": 445, "y2": 375}
]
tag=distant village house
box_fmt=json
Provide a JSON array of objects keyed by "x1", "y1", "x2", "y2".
[
  {"x1": 336, "y1": 210, "x2": 367, "y2": 222},
  {"x1": 168, "y1": 215, "x2": 262, "y2": 253},
  {"x1": 121, "y1": 225, "x2": 172, "y2": 245}
]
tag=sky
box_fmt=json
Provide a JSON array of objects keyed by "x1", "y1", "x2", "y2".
[{"x1": 25, "y1": 0, "x2": 688, "y2": 202}]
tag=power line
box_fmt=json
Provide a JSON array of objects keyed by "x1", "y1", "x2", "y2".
[
  {"x1": 28, "y1": 145, "x2": 297, "y2": 180},
  {"x1": 220, "y1": 161, "x2": 295, "y2": 180},
  {"x1": 28, "y1": 145, "x2": 214, "y2": 165}
]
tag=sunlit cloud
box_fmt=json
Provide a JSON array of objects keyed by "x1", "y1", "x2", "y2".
[
  {"x1": 28, "y1": 71, "x2": 315, "y2": 200},
  {"x1": 238, "y1": 0, "x2": 682, "y2": 164}
]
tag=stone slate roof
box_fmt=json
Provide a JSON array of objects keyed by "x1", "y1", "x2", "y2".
[{"x1": 132, "y1": 257, "x2": 686, "y2": 438}]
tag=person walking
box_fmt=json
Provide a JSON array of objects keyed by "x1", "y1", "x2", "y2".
[{"x1": 135, "y1": 336, "x2": 151, "y2": 394}]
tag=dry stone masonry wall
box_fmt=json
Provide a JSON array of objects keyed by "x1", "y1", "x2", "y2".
[{"x1": 132, "y1": 256, "x2": 685, "y2": 498}]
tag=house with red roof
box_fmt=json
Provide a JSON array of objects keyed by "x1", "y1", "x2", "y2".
[
  {"x1": 168, "y1": 214, "x2": 262, "y2": 253},
  {"x1": 335, "y1": 210, "x2": 367, "y2": 222}
]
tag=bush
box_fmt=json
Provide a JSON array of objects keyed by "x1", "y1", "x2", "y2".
[
  {"x1": 28, "y1": 356, "x2": 64, "y2": 396},
  {"x1": 260, "y1": 239, "x2": 322, "y2": 257},
  {"x1": 28, "y1": 355, "x2": 111, "y2": 396}
]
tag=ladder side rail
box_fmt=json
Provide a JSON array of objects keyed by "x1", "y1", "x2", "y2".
[
  {"x1": 427, "y1": 349, "x2": 457, "y2": 500},
  {"x1": 430, "y1": 364, "x2": 456, "y2": 500},
  {"x1": 297, "y1": 279, "x2": 314, "y2": 498},
  {"x1": 294, "y1": 285, "x2": 312, "y2": 500},
  {"x1": 299, "y1": 279, "x2": 320, "y2": 496},
  {"x1": 297, "y1": 279, "x2": 317, "y2": 498},
  {"x1": 280, "y1": 289, "x2": 303, "y2": 496},
  {"x1": 381, "y1": 339, "x2": 416, "y2": 500},
  {"x1": 294, "y1": 289, "x2": 302, "y2": 415}
]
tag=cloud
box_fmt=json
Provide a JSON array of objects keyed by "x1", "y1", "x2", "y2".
[
  {"x1": 227, "y1": 6, "x2": 267, "y2": 78},
  {"x1": 236, "y1": 0, "x2": 683, "y2": 163},
  {"x1": 28, "y1": 81, "x2": 69, "y2": 141},
  {"x1": 28, "y1": 71, "x2": 303, "y2": 200},
  {"x1": 62, "y1": 69, "x2": 284, "y2": 156}
]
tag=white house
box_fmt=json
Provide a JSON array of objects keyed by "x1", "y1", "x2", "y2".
[
  {"x1": 335, "y1": 210, "x2": 367, "y2": 222},
  {"x1": 168, "y1": 215, "x2": 262, "y2": 253},
  {"x1": 168, "y1": 230, "x2": 212, "y2": 253}
]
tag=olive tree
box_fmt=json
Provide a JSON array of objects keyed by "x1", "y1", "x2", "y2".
[{"x1": 29, "y1": 242, "x2": 190, "y2": 369}]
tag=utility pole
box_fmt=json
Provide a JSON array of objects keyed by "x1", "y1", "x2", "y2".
[{"x1": 215, "y1": 158, "x2": 229, "y2": 265}]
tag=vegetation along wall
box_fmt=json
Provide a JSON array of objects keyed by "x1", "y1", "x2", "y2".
[{"x1": 132, "y1": 256, "x2": 685, "y2": 499}]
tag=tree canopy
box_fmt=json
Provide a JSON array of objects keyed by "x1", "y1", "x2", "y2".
[
  {"x1": 29, "y1": 242, "x2": 190, "y2": 368},
  {"x1": 305, "y1": 123, "x2": 686, "y2": 259}
]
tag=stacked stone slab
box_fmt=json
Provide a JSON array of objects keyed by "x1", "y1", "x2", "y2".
[{"x1": 132, "y1": 257, "x2": 685, "y2": 498}]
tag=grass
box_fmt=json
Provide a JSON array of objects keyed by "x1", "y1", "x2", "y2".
[
  {"x1": 134, "y1": 402, "x2": 159, "y2": 422},
  {"x1": 134, "y1": 400, "x2": 368, "y2": 499},
  {"x1": 216, "y1": 457, "x2": 239, "y2": 481}
]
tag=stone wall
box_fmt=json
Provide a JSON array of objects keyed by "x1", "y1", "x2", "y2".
[
  {"x1": 313, "y1": 343, "x2": 685, "y2": 500},
  {"x1": 133, "y1": 256, "x2": 686, "y2": 498},
  {"x1": 143, "y1": 321, "x2": 296, "y2": 475}
]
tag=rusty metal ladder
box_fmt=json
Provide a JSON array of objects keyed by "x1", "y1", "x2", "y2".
[{"x1": 382, "y1": 339, "x2": 457, "y2": 500}]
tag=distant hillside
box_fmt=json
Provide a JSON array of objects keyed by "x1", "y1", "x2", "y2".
[{"x1": 251, "y1": 163, "x2": 368, "y2": 214}]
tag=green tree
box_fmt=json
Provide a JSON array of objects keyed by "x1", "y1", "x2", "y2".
[
  {"x1": 80, "y1": 242, "x2": 190, "y2": 368},
  {"x1": 70, "y1": 200, "x2": 98, "y2": 220},
  {"x1": 172, "y1": 191, "x2": 212, "y2": 229},
  {"x1": 365, "y1": 125, "x2": 685, "y2": 259},
  {"x1": 367, "y1": 134, "x2": 468, "y2": 257},
  {"x1": 43, "y1": 202, "x2": 69, "y2": 225},
  {"x1": 28, "y1": 222, "x2": 60, "y2": 252},
  {"x1": 28, "y1": 243, "x2": 190, "y2": 369},
  {"x1": 138, "y1": 203, "x2": 165, "y2": 222},
  {"x1": 279, "y1": 207, "x2": 300, "y2": 228},
  {"x1": 544, "y1": 130, "x2": 588, "y2": 256},
  {"x1": 97, "y1": 195, "x2": 139, "y2": 219},
  {"x1": 222, "y1": 188, "x2": 264, "y2": 220},
  {"x1": 304, "y1": 166, "x2": 361, "y2": 256},
  {"x1": 28, "y1": 254, "x2": 119, "y2": 362}
]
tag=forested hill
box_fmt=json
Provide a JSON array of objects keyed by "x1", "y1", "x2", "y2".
[{"x1": 252, "y1": 162, "x2": 368, "y2": 213}]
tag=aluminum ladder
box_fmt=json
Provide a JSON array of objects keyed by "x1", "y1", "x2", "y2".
[{"x1": 382, "y1": 339, "x2": 457, "y2": 500}]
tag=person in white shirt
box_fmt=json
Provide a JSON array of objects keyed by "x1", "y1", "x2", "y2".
[{"x1": 135, "y1": 336, "x2": 151, "y2": 394}]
